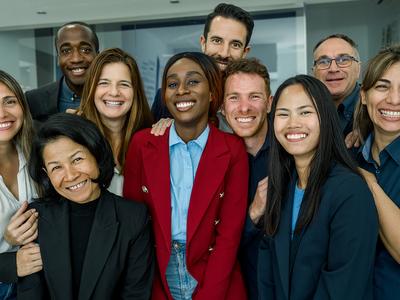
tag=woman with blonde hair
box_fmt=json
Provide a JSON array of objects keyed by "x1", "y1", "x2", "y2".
[
  {"x1": 353, "y1": 45, "x2": 400, "y2": 300},
  {"x1": 79, "y1": 48, "x2": 153, "y2": 195}
]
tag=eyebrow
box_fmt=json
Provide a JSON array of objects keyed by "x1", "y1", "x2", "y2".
[
  {"x1": 275, "y1": 105, "x2": 314, "y2": 111},
  {"x1": 46, "y1": 150, "x2": 84, "y2": 166},
  {"x1": 166, "y1": 71, "x2": 204, "y2": 79},
  {"x1": 377, "y1": 79, "x2": 391, "y2": 84},
  {"x1": 2, "y1": 95, "x2": 17, "y2": 101},
  {"x1": 98, "y1": 78, "x2": 132, "y2": 84},
  {"x1": 316, "y1": 53, "x2": 352, "y2": 60}
]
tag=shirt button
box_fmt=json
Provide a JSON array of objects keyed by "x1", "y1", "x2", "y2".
[{"x1": 375, "y1": 169, "x2": 380, "y2": 175}]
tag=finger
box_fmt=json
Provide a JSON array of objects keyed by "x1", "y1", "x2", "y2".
[
  {"x1": 21, "y1": 229, "x2": 38, "y2": 245},
  {"x1": 9, "y1": 202, "x2": 29, "y2": 222},
  {"x1": 9, "y1": 212, "x2": 38, "y2": 241},
  {"x1": 18, "y1": 219, "x2": 38, "y2": 243},
  {"x1": 8, "y1": 209, "x2": 37, "y2": 229}
]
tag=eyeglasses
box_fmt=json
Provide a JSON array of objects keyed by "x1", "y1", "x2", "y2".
[{"x1": 313, "y1": 55, "x2": 359, "y2": 70}]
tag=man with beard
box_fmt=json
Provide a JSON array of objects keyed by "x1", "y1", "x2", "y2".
[
  {"x1": 26, "y1": 21, "x2": 99, "y2": 122},
  {"x1": 222, "y1": 58, "x2": 272, "y2": 300},
  {"x1": 312, "y1": 34, "x2": 361, "y2": 136},
  {"x1": 151, "y1": 3, "x2": 254, "y2": 124}
]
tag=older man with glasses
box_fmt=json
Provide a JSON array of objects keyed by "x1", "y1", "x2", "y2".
[{"x1": 312, "y1": 33, "x2": 361, "y2": 135}]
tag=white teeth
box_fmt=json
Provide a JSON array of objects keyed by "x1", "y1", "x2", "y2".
[
  {"x1": 237, "y1": 117, "x2": 254, "y2": 123},
  {"x1": 176, "y1": 102, "x2": 194, "y2": 108},
  {"x1": 286, "y1": 133, "x2": 307, "y2": 140},
  {"x1": 380, "y1": 110, "x2": 400, "y2": 117},
  {"x1": 67, "y1": 180, "x2": 86, "y2": 191},
  {"x1": 104, "y1": 100, "x2": 123, "y2": 106},
  {"x1": 71, "y1": 68, "x2": 85, "y2": 74},
  {"x1": 0, "y1": 122, "x2": 12, "y2": 128}
]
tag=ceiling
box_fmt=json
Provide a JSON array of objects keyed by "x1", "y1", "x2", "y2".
[{"x1": 1, "y1": 0, "x2": 358, "y2": 31}]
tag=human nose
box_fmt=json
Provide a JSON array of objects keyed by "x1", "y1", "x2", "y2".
[
  {"x1": 109, "y1": 83, "x2": 120, "y2": 96},
  {"x1": 70, "y1": 49, "x2": 83, "y2": 63},
  {"x1": 328, "y1": 59, "x2": 340, "y2": 71},
  {"x1": 0, "y1": 104, "x2": 6, "y2": 118},
  {"x1": 287, "y1": 114, "x2": 301, "y2": 128},
  {"x1": 63, "y1": 164, "x2": 79, "y2": 181},
  {"x1": 387, "y1": 86, "x2": 400, "y2": 105},
  {"x1": 176, "y1": 82, "x2": 189, "y2": 95},
  {"x1": 238, "y1": 98, "x2": 250, "y2": 113},
  {"x1": 219, "y1": 43, "x2": 230, "y2": 59}
]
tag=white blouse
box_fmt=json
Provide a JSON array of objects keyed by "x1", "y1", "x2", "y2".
[
  {"x1": 108, "y1": 167, "x2": 123, "y2": 196},
  {"x1": 0, "y1": 146, "x2": 37, "y2": 253}
]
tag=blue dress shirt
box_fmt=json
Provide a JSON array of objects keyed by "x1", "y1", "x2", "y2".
[
  {"x1": 58, "y1": 78, "x2": 81, "y2": 113},
  {"x1": 357, "y1": 134, "x2": 400, "y2": 300},
  {"x1": 291, "y1": 183, "x2": 305, "y2": 238},
  {"x1": 169, "y1": 123, "x2": 209, "y2": 242}
]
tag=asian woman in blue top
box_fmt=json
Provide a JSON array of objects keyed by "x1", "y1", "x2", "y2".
[
  {"x1": 258, "y1": 75, "x2": 378, "y2": 300},
  {"x1": 353, "y1": 46, "x2": 400, "y2": 300}
]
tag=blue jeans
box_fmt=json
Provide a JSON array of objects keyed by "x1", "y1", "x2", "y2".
[
  {"x1": 166, "y1": 241, "x2": 197, "y2": 300},
  {"x1": 0, "y1": 282, "x2": 16, "y2": 300}
]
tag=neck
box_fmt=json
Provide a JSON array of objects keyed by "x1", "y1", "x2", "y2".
[
  {"x1": 0, "y1": 142, "x2": 17, "y2": 162},
  {"x1": 65, "y1": 80, "x2": 83, "y2": 97},
  {"x1": 294, "y1": 158, "x2": 310, "y2": 189},
  {"x1": 245, "y1": 122, "x2": 268, "y2": 156},
  {"x1": 174, "y1": 119, "x2": 208, "y2": 143},
  {"x1": 102, "y1": 117, "x2": 125, "y2": 169}
]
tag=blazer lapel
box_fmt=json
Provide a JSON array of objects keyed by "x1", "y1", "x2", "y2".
[
  {"x1": 39, "y1": 199, "x2": 73, "y2": 300},
  {"x1": 186, "y1": 126, "x2": 230, "y2": 244},
  {"x1": 274, "y1": 181, "x2": 295, "y2": 300},
  {"x1": 78, "y1": 192, "x2": 119, "y2": 300},
  {"x1": 142, "y1": 129, "x2": 172, "y2": 250}
]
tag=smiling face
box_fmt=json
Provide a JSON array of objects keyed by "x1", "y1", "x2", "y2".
[
  {"x1": 43, "y1": 137, "x2": 101, "y2": 203},
  {"x1": 313, "y1": 38, "x2": 360, "y2": 105},
  {"x1": 0, "y1": 83, "x2": 23, "y2": 145},
  {"x1": 274, "y1": 84, "x2": 320, "y2": 165},
  {"x1": 362, "y1": 61, "x2": 400, "y2": 140},
  {"x1": 200, "y1": 16, "x2": 249, "y2": 70},
  {"x1": 57, "y1": 25, "x2": 97, "y2": 91},
  {"x1": 222, "y1": 72, "x2": 271, "y2": 141},
  {"x1": 94, "y1": 62, "x2": 133, "y2": 126},
  {"x1": 164, "y1": 58, "x2": 211, "y2": 135}
]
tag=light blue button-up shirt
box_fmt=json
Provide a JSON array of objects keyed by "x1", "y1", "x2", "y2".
[{"x1": 169, "y1": 123, "x2": 210, "y2": 242}]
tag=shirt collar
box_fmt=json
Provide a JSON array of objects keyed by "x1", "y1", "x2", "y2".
[
  {"x1": 339, "y1": 83, "x2": 360, "y2": 118},
  {"x1": 359, "y1": 133, "x2": 400, "y2": 166},
  {"x1": 169, "y1": 122, "x2": 209, "y2": 150}
]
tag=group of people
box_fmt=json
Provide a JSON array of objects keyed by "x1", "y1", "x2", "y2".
[{"x1": 0, "y1": 2, "x2": 399, "y2": 300}]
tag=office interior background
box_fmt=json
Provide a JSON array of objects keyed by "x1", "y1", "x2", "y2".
[{"x1": 0, "y1": 0, "x2": 399, "y2": 106}]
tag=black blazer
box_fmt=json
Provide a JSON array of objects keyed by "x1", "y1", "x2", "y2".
[
  {"x1": 17, "y1": 190, "x2": 154, "y2": 300},
  {"x1": 25, "y1": 81, "x2": 60, "y2": 123},
  {"x1": 258, "y1": 164, "x2": 378, "y2": 300}
]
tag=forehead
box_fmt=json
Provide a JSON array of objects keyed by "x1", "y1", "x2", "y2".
[
  {"x1": 225, "y1": 72, "x2": 267, "y2": 93},
  {"x1": 208, "y1": 16, "x2": 247, "y2": 42},
  {"x1": 167, "y1": 58, "x2": 206, "y2": 77},
  {"x1": 0, "y1": 82, "x2": 16, "y2": 95},
  {"x1": 100, "y1": 62, "x2": 131, "y2": 78},
  {"x1": 43, "y1": 136, "x2": 88, "y2": 160},
  {"x1": 56, "y1": 25, "x2": 95, "y2": 49},
  {"x1": 314, "y1": 38, "x2": 355, "y2": 59},
  {"x1": 277, "y1": 84, "x2": 314, "y2": 107}
]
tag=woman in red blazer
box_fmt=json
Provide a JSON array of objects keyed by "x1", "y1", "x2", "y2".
[{"x1": 123, "y1": 52, "x2": 248, "y2": 300}]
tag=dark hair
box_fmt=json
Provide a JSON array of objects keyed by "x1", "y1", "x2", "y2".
[
  {"x1": 313, "y1": 33, "x2": 359, "y2": 60},
  {"x1": 80, "y1": 48, "x2": 153, "y2": 170},
  {"x1": 203, "y1": 3, "x2": 254, "y2": 47},
  {"x1": 224, "y1": 58, "x2": 271, "y2": 96},
  {"x1": 264, "y1": 75, "x2": 359, "y2": 235},
  {"x1": 354, "y1": 45, "x2": 400, "y2": 143},
  {"x1": 161, "y1": 52, "x2": 223, "y2": 124},
  {"x1": 55, "y1": 21, "x2": 99, "y2": 53},
  {"x1": 0, "y1": 70, "x2": 34, "y2": 160},
  {"x1": 29, "y1": 113, "x2": 114, "y2": 198}
]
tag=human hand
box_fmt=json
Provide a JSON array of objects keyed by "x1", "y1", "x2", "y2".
[
  {"x1": 150, "y1": 118, "x2": 173, "y2": 136},
  {"x1": 249, "y1": 177, "x2": 268, "y2": 225},
  {"x1": 65, "y1": 108, "x2": 82, "y2": 115},
  {"x1": 345, "y1": 130, "x2": 361, "y2": 149},
  {"x1": 4, "y1": 202, "x2": 38, "y2": 246},
  {"x1": 16, "y1": 243, "x2": 42, "y2": 277}
]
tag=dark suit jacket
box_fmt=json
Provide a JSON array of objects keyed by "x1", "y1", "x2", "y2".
[
  {"x1": 17, "y1": 190, "x2": 154, "y2": 300},
  {"x1": 258, "y1": 163, "x2": 378, "y2": 300},
  {"x1": 25, "y1": 81, "x2": 60, "y2": 122},
  {"x1": 124, "y1": 125, "x2": 249, "y2": 300}
]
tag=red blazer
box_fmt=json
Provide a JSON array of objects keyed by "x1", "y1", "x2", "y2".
[{"x1": 123, "y1": 125, "x2": 248, "y2": 300}]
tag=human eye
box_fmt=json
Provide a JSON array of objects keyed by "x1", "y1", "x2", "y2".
[
  {"x1": 80, "y1": 46, "x2": 93, "y2": 54},
  {"x1": 231, "y1": 42, "x2": 243, "y2": 49},
  {"x1": 50, "y1": 165, "x2": 62, "y2": 173},
  {"x1": 167, "y1": 81, "x2": 178, "y2": 89},
  {"x1": 120, "y1": 81, "x2": 132, "y2": 88},
  {"x1": 187, "y1": 79, "x2": 200, "y2": 86},
  {"x1": 250, "y1": 94, "x2": 263, "y2": 101},
  {"x1": 60, "y1": 47, "x2": 71, "y2": 55},
  {"x1": 97, "y1": 80, "x2": 109, "y2": 86},
  {"x1": 3, "y1": 97, "x2": 17, "y2": 106},
  {"x1": 316, "y1": 57, "x2": 331, "y2": 68},
  {"x1": 72, "y1": 157, "x2": 83, "y2": 164},
  {"x1": 300, "y1": 111, "x2": 312, "y2": 116},
  {"x1": 227, "y1": 95, "x2": 239, "y2": 102},
  {"x1": 211, "y1": 37, "x2": 222, "y2": 45},
  {"x1": 374, "y1": 82, "x2": 389, "y2": 91}
]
